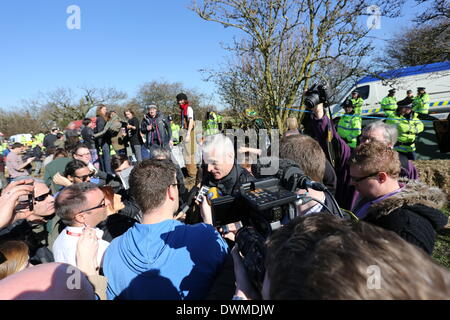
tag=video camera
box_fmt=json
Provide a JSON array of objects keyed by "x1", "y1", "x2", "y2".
[
  {"x1": 208, "y1": 157, "x2": 342, "y2": 292},
  {"x1": 304, "y1": 83, "x2": 330, "y2": 110}
]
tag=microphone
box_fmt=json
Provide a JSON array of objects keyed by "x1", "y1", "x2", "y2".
[{"x1": 253, "y1": 156, "x2": 327, "y2": 192}]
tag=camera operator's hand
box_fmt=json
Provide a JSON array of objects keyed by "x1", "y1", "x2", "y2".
[
  {"x1": 199, "y1": 195, "x2": 213, "y2": 225},
  {"x1": 0, "y1": 179, "x2": 34, "y2": 228},
  {"x1": 76, "y1": 227, "x2": 99, "y2": 276},
  {"x1": 231, "y1": 245, "x2": 260, "y2": 300},
  {"x1": 312, "y1": 103, "x2": 325, "y2": 120}
]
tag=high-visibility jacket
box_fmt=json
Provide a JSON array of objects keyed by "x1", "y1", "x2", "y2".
[
  {"x1": 171, "y1": 123, "x2": 181, "y2": 144},
  {"x1": 412, "y1": 93, "x2": 430, "y2": 115},
  {"x1": 351, "y1": 98, "x2": 364, "y2": 114},
  {"x1": 337, "y1": 113, "x2": 362, "y2": 148},
  {"x1": 385, "y1": 111, "x2": 424, "y2": 153},
  {"x1": 205, "y1": 112, "x2": 219, "y2": 136},
  {"x1": 381, "y1": 96, "x2": 397, "y2": 113}
]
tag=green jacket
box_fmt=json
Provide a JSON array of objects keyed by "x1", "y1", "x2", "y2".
[
  {"x1": 385, "y1": 111, "x2": 424, "y2": 153},
  {"x1": 337, "y1": 113, "x2": 362, "y2": 148},
  {"x1": 381, "y1": 96, "x2": 397, "y2": 113},
  {"x1": 205, "y1": 112, "x2": 220, "y2": 136},
  {"x1": 171, "y1": 123, "x2": 181, "y2": 144},
  {"x1": 412, "y1": 93, "x2": 430, "y2": 115},
  {"x1": 351, "y1": 98, "x2": 364, "y2": 114}
]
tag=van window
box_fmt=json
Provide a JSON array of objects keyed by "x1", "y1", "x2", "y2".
[{"x1": 356, "y1": 85, "x2": 370, "y2": 100}]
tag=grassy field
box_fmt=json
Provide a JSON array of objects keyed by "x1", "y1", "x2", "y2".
[
  {"x1": 415, "y1": 160, "x2": 450, "y2": 269},
  {"x1": 433, "y1": 207, "x2": 450, "y2": 269}
]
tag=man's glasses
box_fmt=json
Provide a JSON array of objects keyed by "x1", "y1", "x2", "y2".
[
  {"x1": 75, "y1": 173, "x2": 95, "y2": 182},
  {"x1": 350, "y1": 172, "x2": 379, "y2": 183},
  {"x1": 79, "y1": 199, "x2": 106, "y2": 214},
  {"x1": 34, "y1": 191, "x2": 52, "y2": 202}
]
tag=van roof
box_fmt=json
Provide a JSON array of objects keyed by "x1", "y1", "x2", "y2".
[{"x1": 357, "y1": 61, "x2": 450, "y2": 85}]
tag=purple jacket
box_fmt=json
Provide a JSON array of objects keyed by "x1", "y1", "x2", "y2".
[
  {"x1": 310, "y1": 114, "x2": 355, "y2": 210},
  {"x1": 309, "y1": 114, "x2": 419, "y2": 211}
]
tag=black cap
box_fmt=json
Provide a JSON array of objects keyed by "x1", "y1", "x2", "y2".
[
  {"x1": 351, "y1": 90, "x2": 358, "y2": 94},
  {"x1": 176, "y1": 93, "x2": 188, "y2": 101},
  {"x1": 168, "y1": 115, "x2": 173, "y2": 121},
  {"x1": 417, "y1": 87, "x2": 426, "y2": 91},
  {"x1": 388, "y1": 89, "x2": 396, "y2": 94}
]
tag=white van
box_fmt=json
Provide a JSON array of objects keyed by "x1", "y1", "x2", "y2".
[
  {"x1": 9, "y1": 134, "x2": 33, "y2": 144},
  {"x1": 331, "y1": 61, "x2": 450, "y2": 120}
]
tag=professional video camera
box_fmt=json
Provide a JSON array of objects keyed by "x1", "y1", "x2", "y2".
[
  {"x1": 303, "y1": 83, "x2": 330, "y2": 110},
  {"x1": 209, "y1": 157, "x2": 344, "y2": 292}
]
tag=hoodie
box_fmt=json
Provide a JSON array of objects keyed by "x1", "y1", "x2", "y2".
[
  {"x1": 363, "y1": 179, "x2": 449, "y2": 255},
  {"x1": 103, "y1": 219, "x2": 228, "y2": 300}
]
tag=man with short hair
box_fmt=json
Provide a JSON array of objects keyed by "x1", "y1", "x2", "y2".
[
  {"x1": 5, "y1": 143, "x2": 35, "y2": 181},
  {"x1": 279, "y1": 135, "x2": 341, "y2": 217},
  {"x1": 53, "y1": 183, "x2": 109, "y2": 267},
  {"x1": 0, "y1": 177, "x2": 56, "y2": 264},
  {"x1": 201, "y1": 134, "x2": 255, "y2": 196},
  {"x1": 349, "y1": 141, "x2": 448, "y2": 254},
  {"x1": 231, "y1": 214, "x2": 450, "y2": 300},
  {"x1": 43, "y1": 128, "x2": 59, "y2": 149},
  {"x1": 103, "y1": 159, "x2": 228, "y2": 300}
]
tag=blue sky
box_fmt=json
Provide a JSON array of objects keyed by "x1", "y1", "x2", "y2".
[{"x1": 0, "y1": 0, "x2": 426, "y2": 110}]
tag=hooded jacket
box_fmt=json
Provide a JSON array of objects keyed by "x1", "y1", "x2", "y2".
[
  {"x1": 363, "y1": 179, "x2": 448, "y2": 255},
  {"x1": 103, "y1": 219, "x2": 228, "y2": 300}
]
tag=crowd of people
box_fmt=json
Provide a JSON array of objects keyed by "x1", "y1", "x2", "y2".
[{"x1": 0, "y1": 91, "x2": 449, "y2": 300}]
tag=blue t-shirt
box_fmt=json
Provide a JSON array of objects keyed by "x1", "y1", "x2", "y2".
[{"x1": 103, "y1": 219, "x2": 228, "y2": 300}]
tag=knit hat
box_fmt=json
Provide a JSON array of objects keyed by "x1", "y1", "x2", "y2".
[{"x1": 147, "y1": 104, "x2": 157, "y2": 110}]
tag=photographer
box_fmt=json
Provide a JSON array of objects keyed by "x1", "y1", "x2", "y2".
[
  {"x1": 5, "y1": 143, "x2": 35, "y2": 181},
  {"x1": 306, "y1": 98, "x2": 418, "y2": 210},
  {"x1": 0, "y1": 177, "x2": 55, "y2": 264},
  {"x1": 231, "y1": 214, "x2": 450, "y2": 300}
]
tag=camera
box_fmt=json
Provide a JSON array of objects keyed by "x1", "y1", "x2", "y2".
[
  {"x1": 15, "y1": 183, "x2": 34, "y2": 211},
  {"x1": 304, "y1": 83, "x2": 330, "y2": 110},
  {"x1": 210, "y1": 157, "x2": 340, "y2": 292}
]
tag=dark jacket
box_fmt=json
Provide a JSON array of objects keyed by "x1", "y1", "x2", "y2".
[
  {"x1": 397, "y1": 96, "x2": 414, "y2": 107},
  {"x1": 363, "y1": 179, "x2": 448, "y2": 255},
  {"x1": 94, "y1": 116, "x2": 109, "y2": 145},
  {"x1": 140, "y1": 111, "x2": 172, "y2": 148},
  {"x1": 203, "y1": 164, "x2": 256, "y2": 196},
  {"x1": 81, "y1": 126, "x2": 96, "y2": 149},
  {"x1": 0, "y1": 219, "x2": 55, "y2": 265}
]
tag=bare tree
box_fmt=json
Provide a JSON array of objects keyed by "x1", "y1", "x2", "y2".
[{"x1": 192, "y1": 0, "x2": 403, "y2": 131}]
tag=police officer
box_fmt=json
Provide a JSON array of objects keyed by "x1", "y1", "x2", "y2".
[
  {"x1": 337, "y1": 98, "x2": 362, "y2": 148},
  {"x1": 385, "y1": 103, "x2": 424, "y2": 160},
  {"x1": 205, "y1": 111, "x2": 220, "y2": 136},
  {"x1": 350, "y1": 91, "x2": 364, "y2": 114},
  {"x1": 413, "y1": 87, "x2": 430, "y2": 116},
  {"x1": 381, "y1": 89, "x2": 397, "y2": 113}
]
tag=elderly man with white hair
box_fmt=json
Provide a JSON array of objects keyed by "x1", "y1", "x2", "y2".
[{"x1": 201, "y1": 134, "x2": 255, "y2": 196}]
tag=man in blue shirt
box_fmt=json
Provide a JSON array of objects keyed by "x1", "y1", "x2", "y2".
[{"x1": 103, "y1": 159, "x2": 228, "y2": 300}]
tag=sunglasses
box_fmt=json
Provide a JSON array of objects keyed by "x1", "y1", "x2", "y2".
[
  {"x1": 34, "y1": 191, "x2": 52, "y2": 202},
  {"x1": 79, "y1": 199, "x2": 106, "y2": 214},
  {"x1": 75, "y1": 172, "x2": 95, "y2": 182},
  {"x1": 350, "y1": 172, "x2": 379, "y2": 183}
]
